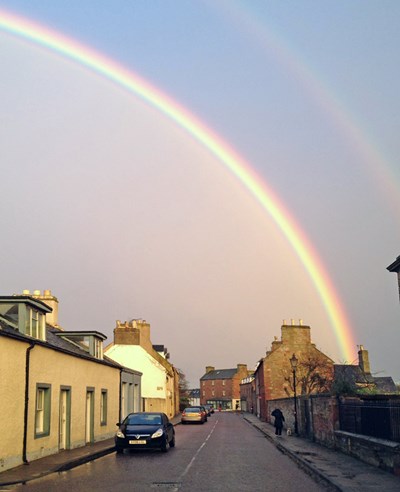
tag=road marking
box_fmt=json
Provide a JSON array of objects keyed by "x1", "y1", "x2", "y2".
[{"x1": 179, "y1": 419, "x2": 218, "y2": 480}]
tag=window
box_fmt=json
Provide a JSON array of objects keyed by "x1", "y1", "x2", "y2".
[
  {"x1": 94, "y1": 338, "x2": 103, "y2": 359},
  {"x1": 222, "y1": 380, "x2": 226, "y2": 386},
  {"x1": 222, "y1": 391, "x2": 226, "y2": 396},
  {"x1": 212, "y1": 390, "x2": 215, "y2": 396},
  {"x1": 35, "y1": 384, "x2": 51, "y2": 437},
  {"x1": 202, "y1": 391, "x2": 205, "y2": 396},
  {"x1": 27, "y1": 308, "x2": 46, "y2": 341},
  {"x1": 212, "y1": 381, "x2": 214, "y2": 386},
  {"x1": 100, "y1": 390, "x2": 107, "y2": 425}
]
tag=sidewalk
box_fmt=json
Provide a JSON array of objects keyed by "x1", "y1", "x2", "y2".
[
  {"x1": 0, "y1": 415, "x2": 182, "y2": 487},
  {"x1": 243, "y1": 413, "x2": 400, "y2": 491},
  {"x1": 1, "y1": 413, "x2": 400, "y2": 490}
]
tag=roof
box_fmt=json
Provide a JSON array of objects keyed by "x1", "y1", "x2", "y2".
[
  {"x1": 0, "y1": 295, "x2": 52, "y2": 313},
  {"x1": 0, "y1": 321, "x2": 123, "y2": 370},
  {"x1": 334, "y1": 365, "x2": 397, "y2": 394},
  {"x1": 373, "y1": 377, "x2": 397, "y2": 393},
  {"x1": 200, "y1": 368, "x2": 237, "y2": 380},
  {"x1": 387, "y1": 256, "x2": 400, "y2": 272}
]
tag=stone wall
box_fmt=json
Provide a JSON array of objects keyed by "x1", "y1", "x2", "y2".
[
  {"x1": 309, "y1": 394, "x2": 339, "y2": 447},
  {"x1": 267, "y1": 395, "x2": 400, "y2": 475},
  {"x1": 335, "y1": 431, "x2": 400, "y2": 476}
]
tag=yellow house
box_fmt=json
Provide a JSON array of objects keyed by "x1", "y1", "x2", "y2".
[{"x1": 0, "y1": 291, "x2": 141, "y2": 473}]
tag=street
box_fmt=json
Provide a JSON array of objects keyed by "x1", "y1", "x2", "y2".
[{"x1": 10, "y1": 413, "x2": 327, "y2": 491}]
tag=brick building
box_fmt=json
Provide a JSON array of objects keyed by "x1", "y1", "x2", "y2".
[{"x1": 200, "y1": 364, "x2": 250, "y2": 410}]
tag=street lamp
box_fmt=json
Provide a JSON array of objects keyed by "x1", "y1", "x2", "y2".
[{"x1": 289, "y1": 353, "x2": 299, "y2": 435}]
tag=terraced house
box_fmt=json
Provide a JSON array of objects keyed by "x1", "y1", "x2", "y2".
[{"x1": 0, "y1": 290, "x2": 141, "y2": 473}]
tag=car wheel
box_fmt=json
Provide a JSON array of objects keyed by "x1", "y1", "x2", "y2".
[
  {"x1": 161, "y1": 439, "x2": 168, "y2": 453},
  {"x1": 115, "y1": 447, "x2": 124, "y2": 454},
  {"x1": 169, "y1": 435, "x2": 175, "y2": 448}
]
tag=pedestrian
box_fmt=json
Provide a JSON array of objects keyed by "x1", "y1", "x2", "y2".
[{"x1": 271, "y1": 408, "x2": 285, "y2": 436}]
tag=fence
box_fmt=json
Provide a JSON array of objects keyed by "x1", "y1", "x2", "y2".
[{"x1": 338, "y1": 396, "x2": 400, "y2": 442}]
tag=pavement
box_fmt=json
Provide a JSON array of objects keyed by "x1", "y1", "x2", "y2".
[{"x1": 0, "y1": 412, "x2": 399, "y2": 490}]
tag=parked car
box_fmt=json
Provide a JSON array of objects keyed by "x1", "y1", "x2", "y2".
[
  {"x1": 181, "y1": 406, "x2": 207, "y2": 424},
  {"x1": 199, "y1": 405, "x2": 208, "y2": 421},
  {"x1": 115, "y1": 412, "x2": 175, "y2": 453},
  {"x1": 203, "y1": 404, "x2": 214, "y2": 416}
]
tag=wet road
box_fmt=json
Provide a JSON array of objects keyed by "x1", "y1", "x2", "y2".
[{"x1": 11, "y1": 413, "x2": 327, "y2": 491}]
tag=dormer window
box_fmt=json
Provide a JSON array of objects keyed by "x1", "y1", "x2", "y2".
[
  {"x1": 0, "y1": 296, "x2": 51, "y2": 341},
  {"x1": 54, "y1": 331, "x2": 106, "y2": 359}
]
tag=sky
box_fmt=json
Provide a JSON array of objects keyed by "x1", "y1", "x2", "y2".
[{"x1": 1, "y1": 0, "x2": 399, "y2": 387}]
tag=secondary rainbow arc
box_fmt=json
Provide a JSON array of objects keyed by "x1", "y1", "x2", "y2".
[{"x1": 0, "y1": 8, "x2": 356, "y2": 362}]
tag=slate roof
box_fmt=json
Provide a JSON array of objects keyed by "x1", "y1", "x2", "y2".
[
  {"x1": 0, "y1": 319, "x2": 124, "y2": 370},
  {"x1": 334, "y1": 365, "x2": 397, "y2": 394},
  {"x1": 200, "y1": 368, "x2": 237, "y2": 380}
]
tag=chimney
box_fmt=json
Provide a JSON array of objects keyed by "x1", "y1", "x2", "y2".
[
  {"x1": 358, "y1": 345, "x2": 371, "y2": 374},
  {"x1": 114, "y1": 319, "x2": 152, "y2": 350},
  {"x1": 237, "y1": 364, "x2": 248, "y2": 377},
  {"x1": 31, "y1": 290, "x2": 59, "y2": 328},
  {"x1": 205, "y1": 366, "x2": 215, "y2": 374}
]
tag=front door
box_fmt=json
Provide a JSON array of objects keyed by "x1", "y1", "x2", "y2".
[
  {"x1": 85, "y1": 389, "x2": 94, "y2": 444},
  {"x1": 59, "y1": 389, "x2": 70, "y2": 449}
]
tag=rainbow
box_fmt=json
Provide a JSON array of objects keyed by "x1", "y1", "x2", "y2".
[
  {"x1": 215, "y1": 1, "x2": 400, "y2": 216},
  {"x1": 0, "y1": 8, "x2": 356, "y2": 362}
]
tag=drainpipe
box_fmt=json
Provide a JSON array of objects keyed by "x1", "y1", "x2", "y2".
[
  {"x1": 119, "y1": 369, "x2": 122, "y2": 422},
  {"x1": 23, "y1": 342, "x2": 35, "y2": 464}
]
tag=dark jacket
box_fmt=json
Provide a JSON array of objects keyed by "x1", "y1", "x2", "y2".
[{"x1": 271, "y1": 408, "x2": 285, "y2": 428}]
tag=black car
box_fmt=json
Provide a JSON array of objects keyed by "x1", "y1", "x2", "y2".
[{"x1": 115, "y1": 412, "x2": 175, "y2": 453}]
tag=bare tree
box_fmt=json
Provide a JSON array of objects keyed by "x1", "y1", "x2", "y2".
[
  {"x1": 283, "y1": 355, "x2": 334, "y2": 396},
  {"x1": 177, "y1": 368, "x2": 190, "y2": 410}
]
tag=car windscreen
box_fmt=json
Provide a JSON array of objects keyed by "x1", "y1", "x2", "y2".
[{"x1": 126, "y1": 414, "x2": 162, "y2": 425}]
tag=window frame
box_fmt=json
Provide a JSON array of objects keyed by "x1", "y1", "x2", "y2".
[
  {"x1": 35, "y1": 383, "x2": 51, "y2": 438},
  {"x1": 100, "y1": 389, "x2": 108, "y2": 426}
]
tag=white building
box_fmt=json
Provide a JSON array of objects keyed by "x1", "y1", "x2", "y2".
[{"x1": 105, "y1": 320, "x2": 179, "y2": 418}]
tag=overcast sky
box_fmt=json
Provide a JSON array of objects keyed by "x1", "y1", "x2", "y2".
[{"x1": 1, "y1": 1, "x2": 399, "y2": 386}]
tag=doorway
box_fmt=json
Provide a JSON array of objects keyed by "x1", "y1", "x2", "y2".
[
  {"x1": 59, "y1": 387, "x2": 71, "y2": 450},
  {"x1": 85, "y1": 388, "x2": 94, "y2": 444}
]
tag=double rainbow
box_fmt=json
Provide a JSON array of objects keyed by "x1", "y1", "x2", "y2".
[{"x1": 0, "y1": 8, "x2": 356, "y2": 362}]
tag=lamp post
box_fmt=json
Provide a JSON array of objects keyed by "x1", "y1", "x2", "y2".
[{"x1": 290, "y1": 353, "x2": 299, "y2": 435}]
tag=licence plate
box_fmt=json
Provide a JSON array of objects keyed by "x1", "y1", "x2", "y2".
[{"x1": 129, "y1": 440, "x2": 146, "y2": 444}]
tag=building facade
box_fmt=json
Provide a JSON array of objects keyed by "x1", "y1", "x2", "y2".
[
  {"x1": 0, "y1": 291, "x2": 141, "y2": 473},
  {"x1": 255, "y1": 321, "x2": 334, "y2": 421},
  {"x1": 239, "y1": 374, "x2": 256, "y2": 413},
  {"x1": 200, "y1": 364, "x2": 250, "y2": 410},
  {"x1": 105, "y1": 319, "x2": 179, "y2": 418}
]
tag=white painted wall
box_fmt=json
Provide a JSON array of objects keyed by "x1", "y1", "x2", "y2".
[{"x1": 105, "y1": 344, "x2": 166, "y2": 399}]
